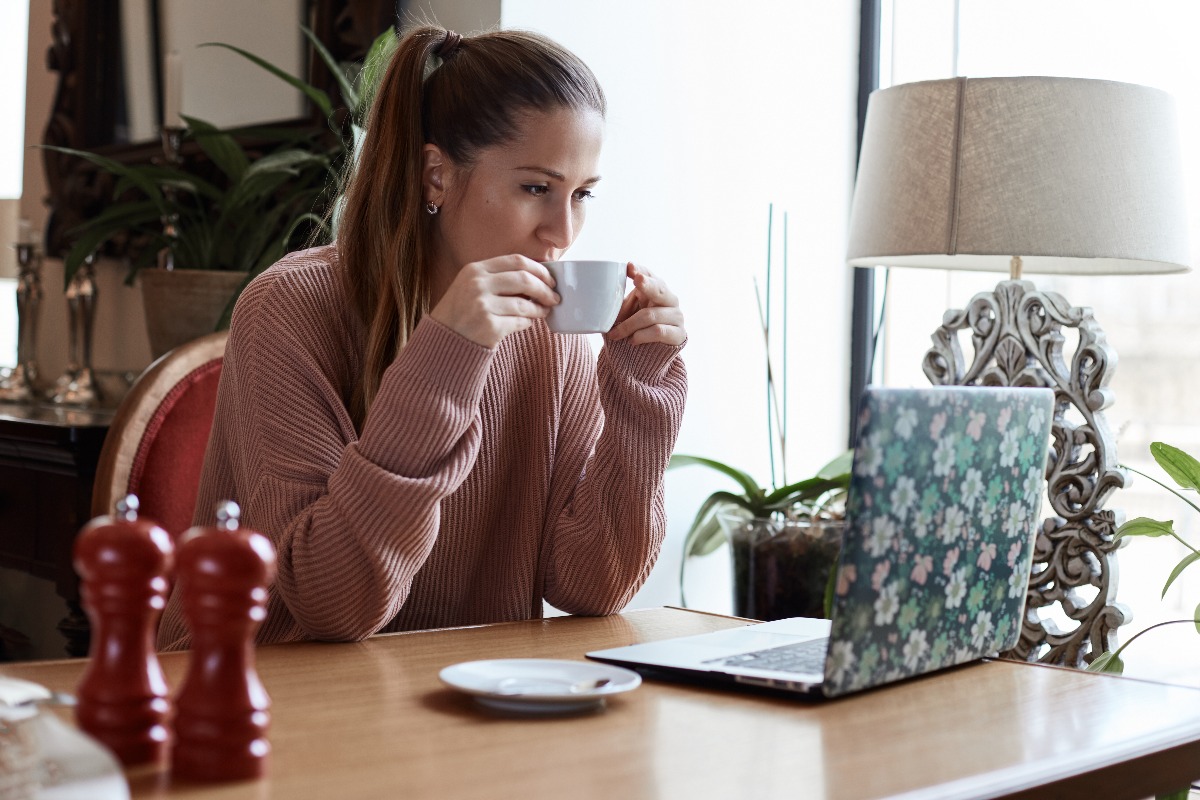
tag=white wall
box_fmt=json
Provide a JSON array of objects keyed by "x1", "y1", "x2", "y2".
[
  {"x1": 501, "y1": 0, "x2": 860, "y2": 613},
  {"x1": 408, "y1": 0, "x2": 502, "y2": 34}
]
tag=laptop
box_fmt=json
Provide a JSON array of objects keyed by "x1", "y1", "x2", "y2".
[{"x1": 588, "y1": 386, "x2": 1055, "y2": 698}]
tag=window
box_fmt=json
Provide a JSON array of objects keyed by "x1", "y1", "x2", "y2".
[{"x1": 0, "y1": 1, "x2": 28, "y2": 199}]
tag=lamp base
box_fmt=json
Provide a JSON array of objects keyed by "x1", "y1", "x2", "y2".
[{"x1": 923, "y1": 278, "x2": 1128, "y2": 668}]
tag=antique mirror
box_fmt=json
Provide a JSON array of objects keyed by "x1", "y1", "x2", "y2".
[{"x1": 42, "y1": 0, "x2": 395, "y2": 256}]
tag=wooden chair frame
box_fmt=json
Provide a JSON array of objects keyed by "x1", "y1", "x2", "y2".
[{"x1": 91, "y1": 331, "x2": 229, "y2": 520}]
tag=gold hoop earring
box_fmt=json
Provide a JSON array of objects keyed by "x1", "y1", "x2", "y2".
[{"x1": 425, "y1": 202, "x2": 439, "y2": 215}]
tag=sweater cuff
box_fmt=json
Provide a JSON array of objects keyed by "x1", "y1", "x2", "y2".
[{"x1": 601, "y1": 336, "x2": 686, "y2": 383}]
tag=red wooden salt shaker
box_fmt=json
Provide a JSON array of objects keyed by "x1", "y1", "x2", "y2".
[
  {"x1": 73, "y1": 494, "x2": 174, "y2": 766},
  {"x1": 171, "y1": 500, "x2": 276, "y2": 783}
]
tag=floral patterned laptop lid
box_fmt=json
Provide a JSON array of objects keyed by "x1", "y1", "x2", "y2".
[{"x1": 823, "y1": 386, "x2": 1054, "y2": 697}]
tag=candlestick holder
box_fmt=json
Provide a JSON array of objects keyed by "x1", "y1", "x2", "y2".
[
  {"x1": 157, "y1": 126, "x2": 184, "y2": 271},
  {"x1": 47, "y1": 252, "x2": 99, "y2": 407},
  {"x1": 0, "y1": 243, "x2": 44, "y2": 402}
]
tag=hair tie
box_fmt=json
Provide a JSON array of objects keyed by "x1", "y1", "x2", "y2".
[{"x1": 435, "y1": 30, "x2": 463, "y2": 61}]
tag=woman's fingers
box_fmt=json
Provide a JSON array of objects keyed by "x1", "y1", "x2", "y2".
[
  {"x1": 628, "y1": 265, "x2": 679, "y2": 309},
  {"x1": 429, "y1": 255, "x2": 559, "y2": 347},
  {"x1": 608, "y1": 305, "x2": 685, "y2": 341},
  {"x1": 605, "y1": 262, "x2": 686, "y2": 345},
  {"x1": 487, "y1": 268, "x2": 560, "y2": 307},
  {"x1": 607, "y1": 305, "x2": 685, "y2": 347}
]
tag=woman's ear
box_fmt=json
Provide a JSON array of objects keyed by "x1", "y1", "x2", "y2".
[{"x1": 422, "y1": 144, "x2": 448, "y2": 206}]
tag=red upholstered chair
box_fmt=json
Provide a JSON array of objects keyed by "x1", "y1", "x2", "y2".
[{"x1": 91, "y1": 331, "x2": 228, "y2": 537}]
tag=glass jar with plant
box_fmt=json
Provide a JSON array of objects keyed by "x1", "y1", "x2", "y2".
[
  {"x1": 671, "y1": 451, "x2": 850, "y2": 619},
  {"x1": 670, "y1": 206, "x2": 851, "y2": 619}
]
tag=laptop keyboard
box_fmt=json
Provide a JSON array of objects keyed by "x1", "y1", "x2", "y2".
[{"x1": 707, "y1": 637, "x2": 830, "y2": 674}]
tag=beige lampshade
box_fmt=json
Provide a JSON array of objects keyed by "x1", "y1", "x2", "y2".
[{"x1": 846, "y1": 76, "x2": 1191, "y2": 275}]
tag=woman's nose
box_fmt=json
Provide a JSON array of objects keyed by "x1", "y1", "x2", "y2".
[{"x1": 538, "y1": 202, "x2": 575, "y2": 250}]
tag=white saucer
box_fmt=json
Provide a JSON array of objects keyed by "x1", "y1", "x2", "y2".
[{"x1": 439, "y1": 659, "x2": 641, "y2": 714}]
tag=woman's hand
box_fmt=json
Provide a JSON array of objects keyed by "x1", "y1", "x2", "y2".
[
  {"x1": 429, "y1": 255, "x2": 559, "y2": 348},
  {"x1": 606, "y1": 262, "x2": 686, "y2": 347}
]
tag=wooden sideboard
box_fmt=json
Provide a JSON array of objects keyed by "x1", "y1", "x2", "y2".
[{"x1": 0, "y1": 403, "x2": 112, "y2": 659}]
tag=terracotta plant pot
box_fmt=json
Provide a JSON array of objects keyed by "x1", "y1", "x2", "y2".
[
  {"x1": 718, "y1": 512, "x2": 844, "y2": 621},
  {"x1": 139, "y1": 269, "x2": 246, "y2": 359}
]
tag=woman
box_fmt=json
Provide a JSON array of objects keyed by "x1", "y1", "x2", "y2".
[{"x1": 157, "y1": 25, "x2": 687, "y2": 649}]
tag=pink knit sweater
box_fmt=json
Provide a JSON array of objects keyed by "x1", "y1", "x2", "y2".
[{"x1": 156, "y1": 246, "x2": 687, "y2": 649}]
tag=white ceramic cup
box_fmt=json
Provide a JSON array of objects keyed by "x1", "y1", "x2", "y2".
[{"x1": 543, "y1": 260, "x2": 627, "y2": 334}]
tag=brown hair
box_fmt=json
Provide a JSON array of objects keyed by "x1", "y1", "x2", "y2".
[{"x1": 336, "y1": 26, "x2": 606, "y2": 428}]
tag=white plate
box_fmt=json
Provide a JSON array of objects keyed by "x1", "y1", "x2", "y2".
[{"x1": 439, "y1": 659, "x2": 641, "y2": 714}]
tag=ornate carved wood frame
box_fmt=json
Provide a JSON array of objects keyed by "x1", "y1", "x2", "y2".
[{"x1": 924, "y1": 279, "x2": 1128, "y2": 667}]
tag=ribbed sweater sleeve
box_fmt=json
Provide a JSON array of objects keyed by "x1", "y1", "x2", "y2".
[
  {"x1": 158, "y1": 254, "x2": 496, "y2": 647},
  {"x1": 541, "y1": 336, "x2": 687, "y2": 615},
  {"x1": 263, "y1": 316, "x2": 494, "y2": 642}
]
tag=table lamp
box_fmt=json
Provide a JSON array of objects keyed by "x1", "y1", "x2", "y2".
[{"x1": 846, "y1": 76, "x2": 1191, "y2": 667}]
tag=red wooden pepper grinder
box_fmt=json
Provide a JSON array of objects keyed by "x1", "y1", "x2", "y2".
[
  {"x1": 172, "y1": 500, "x2": 277, "y2": 783},
  {"x1": 73, "y1": 494, "x2": 174, "y2": 766}
]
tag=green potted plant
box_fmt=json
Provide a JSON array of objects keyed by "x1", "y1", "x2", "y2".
[
  {"x1": 44, "y1": 26, "x2": 396, "y2": 357},
  {"x1": 670, "y1": 204, "x2": 851, "y2": 619},
  {"x1": 1090, "y1": 441, "x2": 1200, "y2": 676},
  {"x1": 670, "y1": 450, "x2": 851, "y2": 619},
  {"x1": 1086, "y1": 441, "x2": 1200, "y2": 800}
]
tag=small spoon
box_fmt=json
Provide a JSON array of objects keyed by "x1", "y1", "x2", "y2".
[
  {"x1": 569, "y1": 678, "x2": 611, "y2": 694},
  {"x1": 495, "y1": 677, "x2": 612, "y2": 696}
]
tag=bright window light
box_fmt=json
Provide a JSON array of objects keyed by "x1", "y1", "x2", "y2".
[{"x1": 0, "y1": 2, "x2": 28, "y2": 199}]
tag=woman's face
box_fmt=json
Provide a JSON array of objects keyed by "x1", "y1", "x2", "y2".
[{"x1": 426, "y1": 106, "x2": 605, "y2": 273}]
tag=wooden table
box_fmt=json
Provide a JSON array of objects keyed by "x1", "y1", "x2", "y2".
[{"x1": 6, "y1": 607, "x2": 1200, "y2": 799}]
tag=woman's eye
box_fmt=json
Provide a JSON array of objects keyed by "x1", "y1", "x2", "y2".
[
  {"x1": 523, "y1": 185, "x2": 549, "y2": 197},
  {"x1": 573, "y1": 189, "x2": 595, "y2": 202}
]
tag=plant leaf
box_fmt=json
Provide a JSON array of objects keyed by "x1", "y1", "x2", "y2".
[
  {"x1": 1161, "y1": 550, "x2": 1200, "y2": 599},
  {"x1": 823, "y1": 555, "x2": 838, "y2": 619},
  {"x1": 201, "y1": 41, "x2": 333, "y2": 119},
  {"x1": 354, "y1": 28, "x2": 399, "y2": 122},
  {"x1": 688, "y1": 515, "x2": 725, "y2": 559},
  {"x1": 668, "y1": 454, "x2": 761, "y2": 500},
  {"x1": 186, "y1": 116, "x2": 249, "y2": 182},
  {"x1": 1086, "y1": 650, "x2": 1125, "y2": 674},
  {"x1": 678, "y1": 492, "x2": 747, "y2": 607},
  {"x1": 816, "y1": 449, "x2": 853, "y2": 480},
  {"x1": 40, "y1": 145, "x2": 164, "y2": 208},
  {"x1": 301, "y1": 24, "x2": 358, "y2": 115},
  {"x1": 682, "y1": 491, "x2": 748, "y2": 559},
  {"x1": 1155, "y1": 789, "x2": 1190, "y2": 800},
  {"x1": 1150, "y1": 441, "x2": 1200, "y2": 492},
  {"x1": 243, "y1": 148, "x2": 329, "y2": 177},
  {"x1": 1116, "y1": 517, "x2": 1176, "y2": 539},
  {"x1": 113, "y1": 166, "x2": 221, "y2": 203},
  {"x1": 61, "y1": 202, "x2": 164, "y2": 285},
  {"x1": 762, "y1": 476, "x2": 847, "y2": 509}
]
